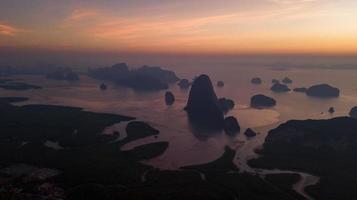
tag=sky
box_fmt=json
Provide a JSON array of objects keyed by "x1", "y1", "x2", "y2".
[{"x1": 1, "y1": 0, "x2": 357, "y2": 55}]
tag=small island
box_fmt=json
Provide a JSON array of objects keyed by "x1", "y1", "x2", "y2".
[
  {"x1": 218, "y1": 97, "x2": 235, "y2": 113},
  {"x1": 250, "y1": 94, "x2": 277, "y2": 108},
  {"x1": 282, "y1": 77, "x2": 292, "y2": 84},
  {"x1": 306, "y1": 84, "x2": 340, "y2": 98},
  {"x1": 46, "y1": 68, "x2": 80, "y2": 81},
  {"x1": 223, "y1": 116, "x2": 240, "y2": 135},
  {"x1": 271, "y1": 83, "x2": 291, "y2": 93},
  {"x1": 272, "y1": 79, "x2": 279, "y2": 84},
  {"x1": 165, "y1": 91, "x2": 175, "y2": 105},
  {"x1": 178, "y1": 79, "x2": 191, "y2": 89},
  {"x1": 217, "y1": 80, "x2": 224, "y2": 87},
  {"x1": 251, "y1": 77, "x2": 262, "y2": 84},
  {"x1": 244, "y1": 128, "x2": 257, "y2": 137}
]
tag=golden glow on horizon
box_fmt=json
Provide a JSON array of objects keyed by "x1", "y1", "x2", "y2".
[{"x1": 1, "y1": 0, "x2": 357, "y2": 55}]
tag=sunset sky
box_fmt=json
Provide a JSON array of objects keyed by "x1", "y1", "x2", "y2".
[{"x1": 1, "y1": 0, "x2": 357, "y2": 55}]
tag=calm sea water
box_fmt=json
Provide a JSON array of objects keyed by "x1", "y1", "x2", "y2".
[{"x1": 2, "y1": 65, "x2": 357, "y2": 170}]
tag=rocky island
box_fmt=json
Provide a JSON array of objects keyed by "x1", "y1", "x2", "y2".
[
  {"x1": 272, "y1": 79, "x2": 279, "y2": 84},
  {"x1": 185, "y1": 74, "x2": 224, "y2": 130},
  {"x1": 178, "y1": 79, "x2": 191, "y2": 89},
  {"x1": 165, "y1": 91, "x2": 175, "y2": 105},
  {"x1": 89, "y1": 63, "x2": 179, "y2": 91},
  {"x1": 223, "y1": 116, "x2": 240, "y2": 135},
  {"x1": 306, "y1": 84, "x2": 340, "y2": 98},
  {"x1": 250, "y1": 94, "x2": 277, "y2": 108},
  {"x1": 251, "y1": 77, "x2": 262, "y2": 84},
  {"x1": 218, "y1": 97, "x2": 235, "y2": 113},
  {"x1": 271, "y1": 83, "x2": 291, "y2": 93},
  {"x1": 282, "y1": 77, "x2": 292, "y2": 84},
  {"x1": 217, "y1": 80, "x2": 224, "y2": 87},
  {"x1": 46, "y1": 68, "x2": 80, "y2": 81},
  {"x1": 244, "y1": 128, "x2": 257, "y2": 137}
]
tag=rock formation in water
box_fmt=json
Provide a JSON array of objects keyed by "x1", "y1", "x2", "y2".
[
  {"x1": 185, "y1": 74, "x2": 224, "y2": 129},
  {"x1": 328, "y1": 107, "x2": 335, "y2": 114},
  {"x1": 217, "y1": 81, "x2": 224, "y2": 87},
  {"x1": 306, "y1": 84, "x2": 340, "y2": 98},
  {"x1": 100, "y1": 83, "x2": 107, "y2": 90},
  {"x1": 293, "y1": 87, "x2": 307, "y2": 93},
  {"x1": 178, "y1": 79, "x2": 191, "y2": 89},
  {"x1": 224, "y1": 116, "x2": 240, "y2": 135},
  {"x1": 244, "y1": 128, "x2": 257, "y2": 137},
  {"x1": 282, "y1": 77, "x2": 292, "y2": 84},
  {"x1": 165, "y1": 91, "x2": 175, "y2": 105},
  {"x1": 349, "y1": 107, "x2": 357, "y2": 118},
  {"x1": 88, "y1": 63, "x2": 179, "y2": 91},
  {"x1": 272, "y1": 79, "x2": 279, "y2": 84},
  {"x1": 271, "y1": 83, "x2": 291, "y2": 93},
  {"x1": 218, "y1": 98, "x2": 235, "y2": 113},
  {"x1": 251, "y1": 77, "x2": 262, "y2": 85},
  {"x1": 46, "y1": 68, "x2": 79, "y2": 81},
  {"x1": 250, "y1": 94, "x2": 277, "y2": 108}
]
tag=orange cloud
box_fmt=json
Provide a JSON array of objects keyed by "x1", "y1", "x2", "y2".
[
  {"x1": 61, "y1": 0, "x2": 324, "y2": 42},
  {"x1": 66, "y1": 9, "x2": 99, "y2": 21},
  {"x1": 62, "y1": 9, "x2": 100, "y2": 28},
  {"x1": 0, "y1": 23, "x2": 26, "y2": 36},
  {"x1": 41, "y1": 0, "x2": 357, "y2": 54}
]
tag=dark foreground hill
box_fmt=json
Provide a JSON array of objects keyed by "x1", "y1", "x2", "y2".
[{"x1": 249, "y1": 117, "x2": 357, "y2": 200}]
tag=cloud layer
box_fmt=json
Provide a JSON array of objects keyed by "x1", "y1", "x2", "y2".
[{"x1": 0, "y1": 0, "x2": 356, "y2": 54}]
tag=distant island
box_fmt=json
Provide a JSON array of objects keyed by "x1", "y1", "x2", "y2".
[
  {"x1": 0, "y1": 78, "x2": 42, "y2": 91},
  {"x1": 88, "y1": 63, "x2": 179, "y2": 91},
  {"x1": 46, "y1": 68, "x2": 80, "y2": 81},
  {"x1": 306, "y1": 84, "x2": 340, "y2": 98}
]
